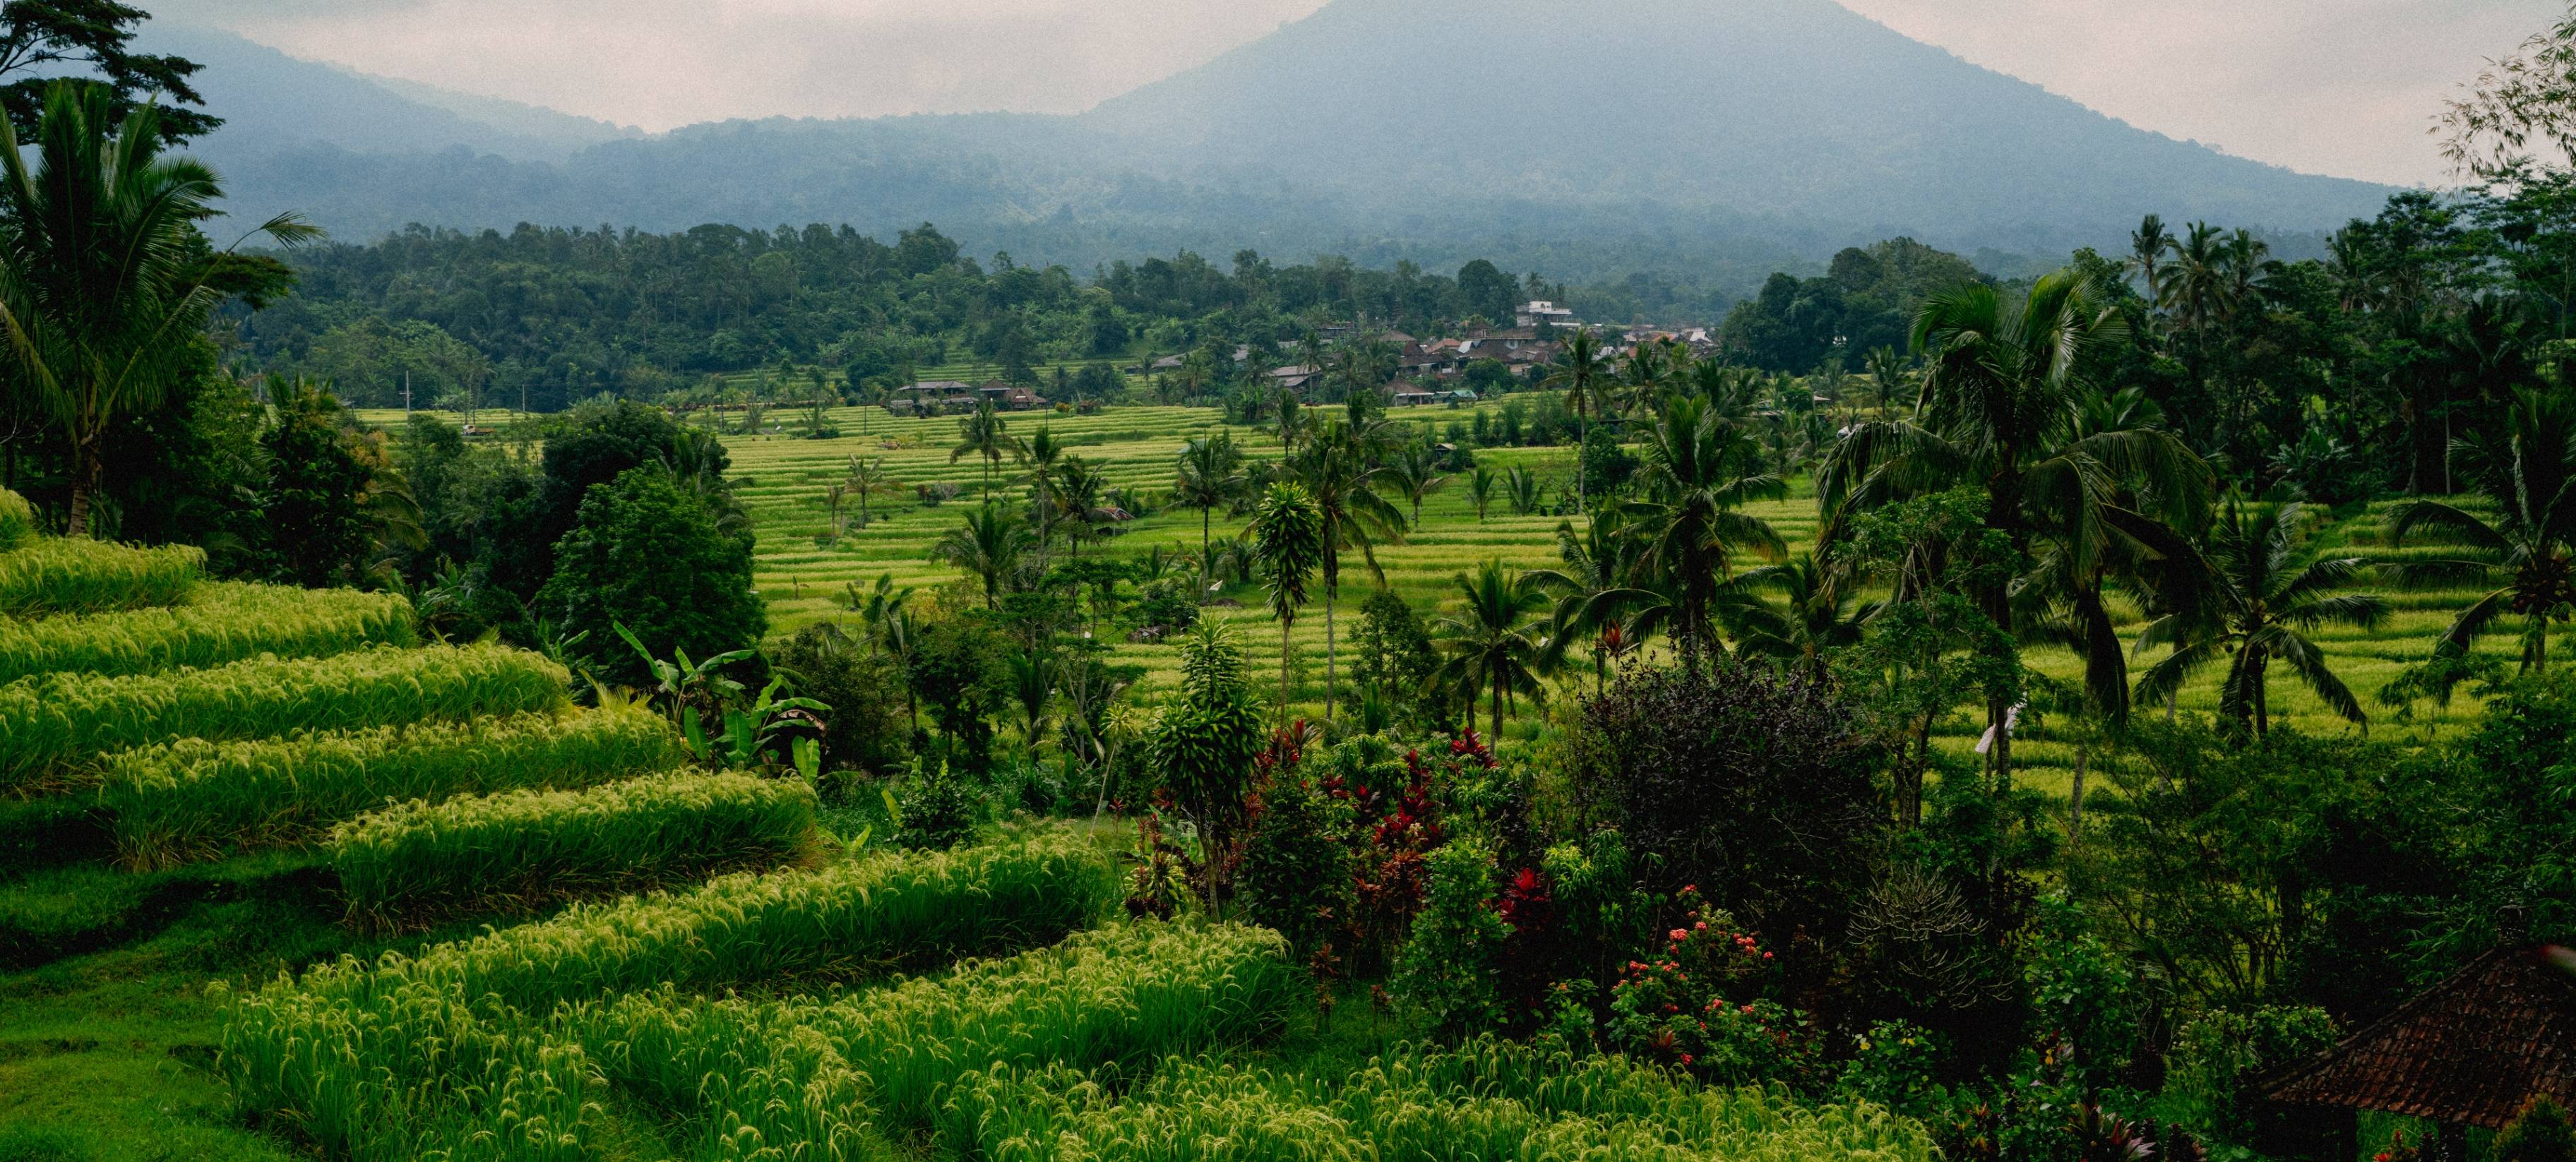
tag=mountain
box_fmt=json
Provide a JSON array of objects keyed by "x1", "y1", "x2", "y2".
[
  {"x1": 160, "y1": 0, "x2": 2398, "y2": 289},
  {"x1": 142, "y1": 25, "x2": 637, "y2": 164},
  {"x1": 1078, "y1": 0, "x2": 2391, "y2": 247}
]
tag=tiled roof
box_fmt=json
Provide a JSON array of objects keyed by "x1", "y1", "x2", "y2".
[{"x1": 2267, "y1": 946, "x2": 2576, "y2": 1129}]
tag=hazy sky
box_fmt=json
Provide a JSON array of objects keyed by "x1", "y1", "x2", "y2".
[{"x1": 153, "y1": 0, "x2": 2565, "y2": 186}]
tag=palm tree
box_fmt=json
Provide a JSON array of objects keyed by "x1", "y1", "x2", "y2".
[
  {"x1": 1381, "y1": 438, "x2": 1450, "y2": 527},
  {"x1": 1614, "y1": 337, "x2": 1679, "y2": 417},
  {"x1": 1818, "y1": 268, "x2": 2211, "y2": 778},
  {"x1": 1249, "y1": 481, "x2": 1325, "y2": 717},
  {"x1": 1626, "y1": 393, "x2": 1787, "y2": 651},
  {"x1": 931, "y1": 501, "x2": 1035, "y2": 609},
  {"x1": 1434, "y1": 558, "x2": 1551, "y2": 740},
  {"x1": 1862, "y1": 347, "x2": 1911, "y2": 421},
  {"x1": 844, "y1": 455, "x2": 901, "y2": 528},
  {"x1": 2128, "y1": 214, "x2": 2175, "y2": 309},
  {"x1": 0, "y1": 82, "x2": 317, "y2": 535},
  {"x1": 2385, "y1": 388, "x2": 2576, "y2": 677},
  {"x1": 2135, "y1": 502, "x2": 2385, "y2": 736},
  {"x1": 1292, "y1": 422, "x2": 1408, "y2": 721},
  {"x1": 1004, "y1": 648, "x2": 1056, "y2": 751},
  {"x1": 1529, "y1": 506, "x2": 1666, "y2": 695},
  {"x1": 845, "y1": 573, "x2": 913, "y2": 656},
  {"x1": 1505, "y1": 465, "x2": 1546, "y2": 515},
  {"x1": 1019, "y1": 422, "x2": 1066, "y2": 549},
  {"x1": 952, "y1": 399, "x2": 1022, "y2": 498},
  {"x1": 1174, "y1": 430, "x2": 1248, "y2": 593},
  {"x1": 1720, "y1": 553, "x2": 1875, "y2": 683},
  {"x1": 1468, "y1": 465, "x2": 1498, "y2": 522},
  {"x1": 1051, "y1": 457, "x2": 1117, "y2": 560},
  {"x1": 1539, "y1": 328, "x2": 1614, "y2": 510}
]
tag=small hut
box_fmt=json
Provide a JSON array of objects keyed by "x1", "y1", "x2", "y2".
[{"x1": 2267, "y1": 946, "x2": 2576, "y2": 1153}]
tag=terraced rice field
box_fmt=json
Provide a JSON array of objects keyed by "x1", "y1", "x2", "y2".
[{"x1": 376, "y1": 400, "x2": 2518, "y2": 792}]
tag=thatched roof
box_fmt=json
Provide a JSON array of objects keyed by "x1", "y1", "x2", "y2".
[{"x1": 2267, "y1": 946, "x2": 2576, "y2": 1129}]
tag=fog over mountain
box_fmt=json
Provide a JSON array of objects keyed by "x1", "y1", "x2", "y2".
[{"x1": 160, "y1": 0, "x2": 2398, "y2": 290}]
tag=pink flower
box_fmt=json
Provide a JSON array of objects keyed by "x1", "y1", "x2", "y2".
[
  {"x1": 1763, "y1": 952, "x2": 1774, "y2": 960},
  {"x1": 1669, "y1": 928, "x2": 1689, "y2": 942},
  {"x1": 1693, "y1": 921, "x2": 1708, "y2": 932}
]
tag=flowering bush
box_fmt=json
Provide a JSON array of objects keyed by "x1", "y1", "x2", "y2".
[{"x1": 1602, "y1": 889, "x2": 1818, "y2": 1085}]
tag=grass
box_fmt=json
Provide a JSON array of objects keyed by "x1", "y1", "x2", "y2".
[
  {"x1": 0, "y1": 537, "x2": 203, "y2": 618},
  {"x1": 328, "y1": 769, "x2": 823, "y2": 930},
  {"x1": 0, "y1": 487, "x2": 30, "y2": 551},
  {"x1": 938, "y1": 1038, "x2": 1940, "y2": 1162},
  {"x1": 0, "y1": 581, "x2": 417, "y2": 684},
  {"x1": 0, "y1": 642, "x2": 571, "y2": 791},
  {"x1": 102, "y1": 705, "x2": 684, "y2": 870}
]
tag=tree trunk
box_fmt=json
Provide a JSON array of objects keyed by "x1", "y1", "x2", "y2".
[
  {"x1": 1490, "y1": 673, "x2": 1503, "y2": 741},
  {"x1": 1324, "y1": 577, "x2": 1338, "y2": 722},
  {"x1": 1280, "y1": 620, "x2": 1294, "y2": 720},
  {"x1": 66, "y1": 437, "x2": 101, "y2": 539},
  {"x1": 1200, "y1": 506, "x2": 1213, "y2": 601},
  {"x1": 2068, "y1": 748, "x2": 2088, "y2": 851}
]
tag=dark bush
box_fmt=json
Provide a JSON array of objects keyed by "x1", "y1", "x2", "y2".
[{"x1": 770, "y1": 622, "x2": 913, "y2": 779}]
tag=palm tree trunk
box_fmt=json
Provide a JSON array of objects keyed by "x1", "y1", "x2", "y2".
[
  {"x1": 1324, "y1": 577, "x2": 1338, "y2": 723},
  {"x1": 1200, "y1": 505, "x2": 1213, "y2": 601},
  {"x1": 2254, "y1": 657, "x2": 2270, "y2": 736},
  {"x1": 1490, "y1": 673, "x2": 1503, "y2": 741},
  {"x1": 66, "y1": 436, "x2": 100, "y2": 538},
  {"x1": 1280, "y1": 618, "x2": 1294, "y2": 720}
]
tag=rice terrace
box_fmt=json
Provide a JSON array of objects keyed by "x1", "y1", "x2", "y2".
[{"x1": 7, "y1": 1, "x2": 2576, "y2": 1161}]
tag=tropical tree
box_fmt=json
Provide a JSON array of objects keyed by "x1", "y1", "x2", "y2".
[
  {"x1": 845, "y1": 455, "x2": 901, "y2": 528},
  {"x1": 1468, "y1": 465, "x2": 1498, "y2": 522},
  {"x1": 1292, "y1": 422, "x2": 1407, "y2": 721},
  {"x1": 1381, "y1": 437, "x2": 1451, "y2": 527},
  {"x1": 1050, "y1": 455, "x2": 1114, "y2": 560},
  {"x1": 1625, "y1": 393, "x2": 1787, "y2": 650},
  {"x1": 1529, "y1": 506, "x2": 1666, "y2": 695},
  {"x1": 1019, "y1": 422, "x2": 1066, "y2": 548},
  {"x1": 2128, "y1": 213, "x2": 2175, "y2": 310},
  {"x1": 1540, "y1": 328, "x2": 1615, "y2": 510},
  {"x1": 1818, "y1": 268, "x2": 2211, "y2": 778},
  {"x1": 2385, "y1": 387, "x2": 2576, "y2": 676},
  {"x1": 1141, "y1": 621, "x2": 1265, "y2": 906},
  {"x1": 1433, "y1": 558, "x2": 1551, "y2": 739},
  {"x1": 1719, "y1": 553, "x2": 1875, "y2": 683},
  {"x1": 1248, "y1": 481, "x2": 1324, "y2": 717},
  {"x1": 0, "y1": 81, "x2": 316, "y2": 535},
  {"x1": 2135, "y1": 501, "x2": 2385, "y2": 735},
  {"x1": 1505, "y1": 465, "x2": 1546, "y2": 515},
  {"x1": 952, "y1": 399, "x2": 1022, "y2": 497},
  {"x1": 1174, "y1": 430, "x2": 1248, "y2": 594},
  {"x1": 931, "y1": 501, "x2": 1036, "y2": 609},
  {"x1": 1861, "y1": 346, "x2": 1911, "y2": 421}
]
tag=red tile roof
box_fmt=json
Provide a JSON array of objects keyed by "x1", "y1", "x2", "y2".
[{"x1": 2267, "y1": 946, "x2": 2576, "y2": 1129}]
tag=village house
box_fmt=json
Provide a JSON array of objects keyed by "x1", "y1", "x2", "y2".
[
  {"x1": 977, "y1": 381, "x2": 1048, "y2": 410},
  {"x1": 1517, "y1": 300, "x2": 1578, "y2": 328},
  {"x1": 884, "y1": 379, "x2": 980, "y2": 415}
]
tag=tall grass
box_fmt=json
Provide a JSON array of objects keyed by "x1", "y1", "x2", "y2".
[
  {"x1": 220, "y1": 833, "x2": 1118, "y2": 1161},
  {"x1": 104, "y1": 707, "x2": 681, "y2": 869},
  {"x1": 0, "y1": 537, "x2": 202, "y2": 616},
  {"x1": 0, "y1": 581, "x2": 417, "y2": 683},
  {"x1": 938, "y1": 1038, "x2": 1940, "y2": 1162},
  {"x1": 583, "y1": 921, "x2": 1295, "y2": 1161},
  {"x1": 0, "y1": 642, "x2": 568, "y2": 789},
  {"x1": 331, "y1": 770, "x2": 823, "y2": 930},
  {"x1": 0, "y1": 487, "x2": 31, "y2": 551}
]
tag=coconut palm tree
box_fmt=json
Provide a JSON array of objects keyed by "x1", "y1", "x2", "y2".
[
  {"x1": 2128, "y1": 214, "x2": 2175, "y2": 309},
  {"x1": 1381, "y1": 438, "x2": 1450, "y2": 527},
  {"x1": 1292, "y1": 422, "x2": 1407, "y2": 720},
  {"x1": 931, "y1": 501, "x2": 1035, "y2": 609},
  {"x1": 0, "y1": 82, "x2": 318, "y2": 535},
  {"x1": 1626, "y1": 393, "x2": 1787, "y2": 651},
  {"x1": 951, "y1": 399, "x2": 1022, "y2": 498},
  {"x1": 2135, "y1": 501, "x2": 2385, "y2": 736},
  {"x1": 1505, "y1": 465, "x2": 1546, "y2": 515},
  {"x1": 1719, "y1": 552, "x2": 1874, "y2": 683},
  {"x1": 1540, "y1": 328, "x2": 1615, "y2": 510},
  {"x1": 1019, "y1": 422, "x2": 1066, "y2": 549},
  {"x1": 1249, "y1": 481, "x2": 1324, "y2": 717},
  {"x1": 1174, "y1": 430, "x2": 1248, "y2": 594},
  {"x1": 2385, "y1": 388, "x2": 2576, "y2": 678},
  {"x1": 1861, "y1": 347, "x2": 1910, "y2": 422},
  {"x1": 1051, "y1": 456, "x2": 1114, "y2": 560},
  {"x1": 1468, "y1": 465, "x2": 1498, "y2": 522},
  {"x1": 1434, "y1": 558, "x2": 1551, "y2": 740},
  {"x1": 1529, "y1": 506, "x2": 1666, "y2": 694},
  {"x1": 844, "y1": 455, "x2": 902, "y2": 529},
  {"x1": 1818, "y1": 268, "x2": 2211, "y2": 778}
]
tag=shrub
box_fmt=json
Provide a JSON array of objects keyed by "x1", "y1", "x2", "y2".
[
  {"x1": 2164, "y1": 1005, "x2": 2338, "y2": 1146},
  {"x1": 0, "y1": 581, "x2": 416, "y2": 683},
  {"x1": 330, "y1": 770, "x2": 821, "y2": 930},
  {"x1": 1568, "y1": 653, "x2": 1885, "y2": 946},
  {"x1": 542, "y1": 465, "x2": 764, "y2": 690},
  {"x1": 105, "y1": 706, "x2": 682, "y2": 868},
  {"x1": 1392, "y1": 834, "x2": 1513, "y2": 1038},
  {"x1": 769, "y1": 621, "x2": 911, "y2": 777},
  {"x1": 895, "y1": 758, "x2": 982, "y2": 850},
  {"x1": 2501, "y1": 1095, "x2": 2576, "y2": 1162},
  {"x1": 1238, "y1": 769, "x2": 1354, "y2": 965},
  {"x1": 0, "y1": 537, "x2": 202, "y2": 616},
  {"x1": 0, "y1": 643, "x2": 568, "y2": 790}
]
